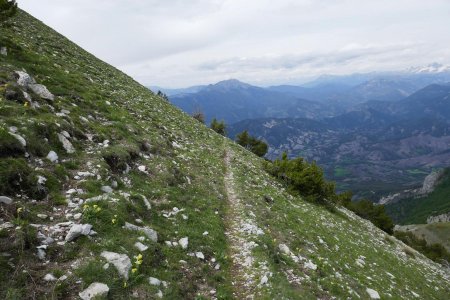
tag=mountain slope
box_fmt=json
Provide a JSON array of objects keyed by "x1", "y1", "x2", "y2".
[
  {"x1": 0, "y1": 9, "x2": 448, "y2": 300},
  {"x1": 386, "y1": 169, "x2": 450, "y2": 225}
]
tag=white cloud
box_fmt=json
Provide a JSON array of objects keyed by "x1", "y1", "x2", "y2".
[{"x1": 19, "y1": 0, "x2": 450, "y2": 87}]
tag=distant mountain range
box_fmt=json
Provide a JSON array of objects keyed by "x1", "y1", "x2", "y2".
[
  {"x1": 148, "y1": 64, "x2": 450, "y2": 199},
  {"x1": 228, "y1": 83, "x2": 450, "y2": 199}
]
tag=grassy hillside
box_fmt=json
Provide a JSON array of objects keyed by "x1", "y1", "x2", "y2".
[
  {"x1": 386, "y1": 169, "x2": 450, "y2": 224},
  {"x1": 395, "y1": 223, "x2": 450, "y2": 252},
  {"x1": 0, "y1": 10, "x2": 449, "y2": 299}
]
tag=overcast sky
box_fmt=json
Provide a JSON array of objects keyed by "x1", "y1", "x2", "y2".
[{"x1": 20, "y1": 0, "x2": 450, "y2": 87}]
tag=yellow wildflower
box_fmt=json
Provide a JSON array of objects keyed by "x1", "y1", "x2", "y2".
[
  {"x1": 131, "y1": 268, "x2": 137, "y2": 274},
  {"x1": 111, "y1": 218, "x2": 117, "y2": 224},
  {"x1": 17, "y1": 207, "x2": 23, "y2": 214}
]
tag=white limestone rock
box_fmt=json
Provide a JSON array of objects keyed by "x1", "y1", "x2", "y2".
[
  {"x1": 179, "y1": 237, "x2": 188, "y2": 249},
  {"x1": 65, "y1": 224, "x2": 93, "y2": 242},
  {"x1": 46, "y1": 151, "x2": 58, "y2": 162},
  {"x1": 100, "y1": 251, "x2": 131, "y2": 279},
  {"x1": 0, "y1": 196, "x2": 13, "y2": 205},
  {"x1": 29, "y1": 84, "x2": 55, "y2": 101},
  {"x1": 79, "y1": 282, "x2": 109, "y2": 300},
  {"x1": 134, "y1": 242, "x2": 149, "y2": 252},
  {"x1": 149, "y1": 277, "x2": 161, "y2": 286},
  {"x1": 366, "y1": 288, "x2": 381, "y2": 299},
  {"x1": 9, "y1": 132, "x2": 26, "y2": 147},
  {"x1": 57, "y1": 133, "x2": 75, "y2": 153},
  {"x1": 124, "y1": 222, "x2": 157, "y2": 242}
]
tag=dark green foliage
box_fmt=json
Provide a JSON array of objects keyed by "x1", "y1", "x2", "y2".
[
  {"x1": 266, "y1": 152, "x2": 336, "y2": 205},
  {"x1": 210, "y1": 118, "x2": 226, "y2": 136},
  {"x1": 0, "y1": 128, "x2": 24, "y2": 157},
  {"x1": 394, "y1": 231, "x2": 450, "y2": 264},
  {"x1": 192, "y1": 110, "x2": 205, "y2": 124},
  {"x1": 0, "y1": 0, "x2": 17, "y2": 23},
  {"x1": 386, "y1": 168, "x2": 450, "y2": 224},
  {"x1": 236, "y1": 130, "x2": 268, "y2": 157},
  {"x1": 347, "y1": 200, "x2": 394, "y2": 234},
  {"x1": 156, "y1": 90, "x2": 169, "y2": 101},
  {"x1": 0, "y1": 158, "x2": 43, "y2": 199}
]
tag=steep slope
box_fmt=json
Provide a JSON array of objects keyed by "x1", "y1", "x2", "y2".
[
  {"x1": 386, "y1": 169, "x2": 450, "y2": 224},
  {"x1": 0, "y1": 10, "x2": 449, "y2": 300}
]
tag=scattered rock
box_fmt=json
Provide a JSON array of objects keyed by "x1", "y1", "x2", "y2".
[
  {"x1": 195, "y1": 252, "x2": 205, "y2": 260},
  {"x1": 37, "y1": 214, "x2": 48, "y2": 219},
  {"x1": 29, "y1": 84, "x2": 55, "y2": 101},
  {"x1": 179, "y1": 237, "x2": 188, "y2": 249},
  {"x1": 149, "y1": 277, "x2": 161, "y2": 286},
  {"x1": 46, "y1": 151, "x2": 58, "y2": 162},
  {"x1": 15, "y1": 71, "x2": 35, "y2": 86},
  {"x1": 57, "y1": 133, "x2": 75, "y2": 153},
  {"x1": 366, "y1": 288, "x2": 381, "y2": 299},
  {"x1": 260, "y1": 274, "x2": 269, "y2": 285},
  {"x1": 304, "y1": 260, "x2": 317, "y2": 270},
  {"x1": 65, "y1": 224, "x2": 93, "y2": 242},
  {"x1": 43, "y1": 273, "x2": 57, "y2": 282},
  {"x1": 138, "y1": 165, "x2": 146, "y2": 172},
  {"x1": 79, "y1": 282, "x2": 109, "y2": 300},
  {"x1": 100, "y1": 251, "x2": 131, "y2": 279},
  {"x1": 0, "y1": 196, "x2": 13, "y2": 205},
  {"x1": 134, "y1": 242, "x2": 149, "y2": 252},
  {"x1": 278, "y1": 244, "x2": 291, "y2": 255},
  {"x1": 0, "y1": 47, "x2": 7, "y2": 56},
  {"x1": 124, "y1": 222, "x2": 158, "y2": 242},
  {"x1": 73, "y1": 213, "x2": 82, "y2": 220},
  {"x1": 9, "y1": 132, "x2": 26, "y2": 147},
  {"x1": 101, "y1": 186, "x2": 113, "y2": 193}
]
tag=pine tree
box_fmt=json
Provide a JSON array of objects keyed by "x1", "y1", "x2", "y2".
[{"x1": 210, "y1": 118, "x2": 226, "y2": 136}]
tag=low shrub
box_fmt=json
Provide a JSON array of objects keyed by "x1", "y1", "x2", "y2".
[
  {"x1": 0, "y1": 128, "x2": 24, "y2": 157},
  {"x1": 394, "y1": 231, "x2": 450, "y2": 264}
]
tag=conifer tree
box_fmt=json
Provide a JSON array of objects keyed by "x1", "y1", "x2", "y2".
[{"x1": 0, "y1": 0, "x2": 17, "y2": 23}]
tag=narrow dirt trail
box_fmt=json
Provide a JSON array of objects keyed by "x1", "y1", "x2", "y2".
[{"x1": 223, "y1": 147, "x2": 269, "y2": 299}]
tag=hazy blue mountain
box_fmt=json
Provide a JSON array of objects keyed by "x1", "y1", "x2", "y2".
[
  {"x1": 170, "y1": 79, "x2": 330, "y2": 124},
  {"x1": 228, "y1": 83, "x2": 450, "y2": 200}
]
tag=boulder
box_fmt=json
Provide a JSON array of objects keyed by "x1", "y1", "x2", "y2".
[
  {"x1": 8, "y1": 132, "x2": 26, "y2": 147},
  {"x1": 15, "y1": 71, "x2": 36, "y2": 86},
  {"x1": 101, "y1": 186, "x2": 113, "y2": 193},
  {"x1": 46, "y1": 151, "x2": 58, "y2": 162},
  {"x1": 79, "y1": 282, "x2": 109, "y2": 300},
  {"x1": 100, "y1": 251, "x2": 131, "y2": 279},
  {"x1": 149, "y1": 277, "x2": 161, "y2": 286},
  {"x1": 134, "y1": 242, "x2": 148, "y2": 252},
  {"x1": 65, "y1": 224, "x2": 93, "y2": 242},
  {"x1": 29, "y1": 84, "x2": 55, "y2": 101},
  {"x1": 124, "y1": 222, "x2": 158, "y2": 242},
  {"x1": 179, "y1": 237, "x2": 188, "y2": 249},
  {"x1": 57, "y1": 133, "x2": 75, "y2": 153},
  {"x1": 366, "y1": 288, "x2": 380, "y2": 299},
  {"x1": 0, "y1": 196, "x2": 13, "y2": 205}
]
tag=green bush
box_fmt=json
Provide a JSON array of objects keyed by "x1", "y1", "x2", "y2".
[
  {"x1": 0, "y1": 128, "x2": 25, "y2": 157},
  {"x1": 236, "y1": 130, "x2": 268, "y2": 157},
  {"x1": 346, "y1": 199, "x2": 394, "y2": 234},
  {"x1": 266, "y1": 152, "x2": 336, "y2": 205},
  {"x1": 0, "y1": 158, "x2": 42, "y2": 198},
  {"x1": 210, "y1": 118, "x2": 226, "y2": 136},
  {"x1": 0, "y1": 0, "x2": 17, "y2": 23}
]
